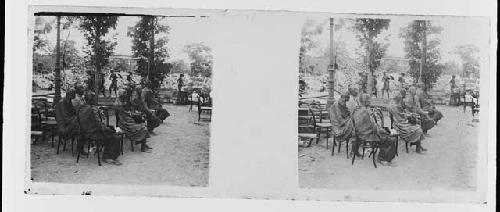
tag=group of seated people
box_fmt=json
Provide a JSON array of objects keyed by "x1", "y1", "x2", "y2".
[
  {"x1": 53, "y1": 82, "x2": 170, "y2": 166},
  {"x1": 329, "y1": 82, "x2": 443, "y2": 166}
]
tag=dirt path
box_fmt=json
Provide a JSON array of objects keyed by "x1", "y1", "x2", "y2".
[
  {"x1": 30, "y1": 105, "x2": 210, "y2": 187},
  {"x1": 299, "y1": 105, "x2": 478, "y2": 191}
]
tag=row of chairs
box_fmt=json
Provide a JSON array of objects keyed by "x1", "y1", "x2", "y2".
[
  {"x1": 298, "y1": 101, "x2": 404, "y2": 168},
  {"x1": 31, "y1": 98, "x2": 128, "y2": 166}
]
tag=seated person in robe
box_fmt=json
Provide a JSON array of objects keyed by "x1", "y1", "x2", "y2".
[{"x1": 352, "y1": 94, "x2": 397, "y2": 165}]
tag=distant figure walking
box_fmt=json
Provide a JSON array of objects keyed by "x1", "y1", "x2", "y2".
[{"x1": 381, "y1": 72, "x2": 391, "y2": 99}]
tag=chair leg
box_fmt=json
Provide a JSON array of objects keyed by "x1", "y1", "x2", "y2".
[
  {"x1": 56, "y1": 136, "x2": 61, "y2": 154},
  {"x1": 97, "y1": 145, "x2": 102, "y2": 166},
  {"x1": 130, "y1": 139, "x2": 134, "y2": 152},
  {"x1": 362, "y1": 145, "x2": 366, "y2": 159},
  {"x1": 351, "y1": 147, "x2": 356, "y2": 165},
  {"x1": 71, "y1": 137, "x2": 75, "y2": 157},
  {"x1": 346, "y1": 140, "x2": 349, "y2": 159},
  {"x1": 395, "y1": 136, "x2": 399, "y2": 156},
  {"x1": 338, "y1": 139, "x2": 341, "y2": 153},
  {"x1": 405, "y1": 141, "x2": 409, "y2": 153},
  {"x1": 316, "y1": 129, "x2": 320, "y2": 144},
  {"x1": 372, "y1": 147, "x2": 378, "y2": 168},
  {"x1": 76, "y1": 150, "x2": 81, "y2": 163},
  {"x1": 331, "y1": 137, "x2": 335, "y2": 156},
  {"x1": 120, "y1": 136, "x2": 124, "y2": 155},
  {"x1": 87, "y1": 143, "x2": 90, "y2": 158}
]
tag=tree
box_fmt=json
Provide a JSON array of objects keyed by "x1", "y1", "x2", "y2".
[
  {"x1": 170, "y1": 59, "x2": 188, "y2": 74},
  {"x1": 400, "y1": 20, "x2": 444, "y2": 92},
  {"x1": 128, "y1": 16, "x2": 170, "y2": 91},
  {"x1": 33, "y1": 17, "x2": 54, "y2": 54},
  {"x1": 353, "y1": 18, "x2": 390, "y2": 95},
  {"x1": 442, "y1": 60, "x2": 461, "y2": 75},
  {"x1": 77, "y1": 16, "x2": 119, "y2": 102},
  {"x1": 453, "y1": 44, "x2": 480, "y2": 78},
  {"x1": 299, "y1": 19, "x2": 324, "y2": 75},
  {"x1": 184, "y1": 42, "x2": 213, "y2": 77}
]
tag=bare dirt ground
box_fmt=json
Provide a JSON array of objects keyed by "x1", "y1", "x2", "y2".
[
  {"x1": 299, "y1": 105, "x2": 478, "y2": 191},
  {"x1": 30, "y1": 105, "x2": 210, "y2": 187}
]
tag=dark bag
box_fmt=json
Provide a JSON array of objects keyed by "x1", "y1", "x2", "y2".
[
  {"x1": 131, "y1": 111, "x2": 145, "y2": 123},
  {"x1": 156, "y1": 108, "x2": 170, "y2": 121}
]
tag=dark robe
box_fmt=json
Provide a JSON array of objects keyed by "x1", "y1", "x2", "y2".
[
  {"x1": 329, "y1": 101, "x2": 354, "y2": 141},
  {"x1": 142, "y1": 88, "x2": 170, "y2": 121},
  {"x1": 416, "y1": 90, "x2": 443, "y2": 123},
  {"x1": 387, "y1": 103, "x2": 424, "y2": 144},
  {"x1": 404, "y1": 95, "x2": 435, "y2": 133},
  {"x1": 114, "y1": 102, "x2": 149, "y2": 143},
  {"x1": 77, "y1": 105, "x2": 120, "y2": 160},
  {"x1": 132, "y1": 97, "x2": 160, "y2": 131},
  {"x1": 352, "y1": 106, "x2": 396, "y2": 162},
  {"x1": 55, "y1": 98, "x2": 80, "y2": 138}
]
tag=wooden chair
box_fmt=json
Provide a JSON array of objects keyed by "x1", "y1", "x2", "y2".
[
  {"x1": 114, "y1": 109, "x2": 131, "y2": 152},
  {"x1": 331, "y1": 136, "x2": 350, "y2": 158},
  {"x1": 197, "y1": 97, "x2": 213, "y2": 122},
  {"x1": 31, "y1": 107, "x2": 45, "y2": 145},
  {"x1": 350, "y1": 107, "x2": 385, "y2": 168},
  {"x1": 56, "y1": 135, "x2": 76, "y2": 156},
  {"x1": 76, "y1": 137, "x2": 103, "y2": 166},
  {"x1": 32, "y1": 101, "x2": 57, "y2": 147},
  {"x1": 298, "y1": 106, "x2": 317, "y2": 147},
  {"x1": 308, "y1": 103, "x2": 332, "y2": 149}
]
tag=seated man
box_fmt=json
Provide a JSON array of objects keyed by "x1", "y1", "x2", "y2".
[
  {"x1": 352, "y1": 93, "x2": 397, "y2": 166},
  {"x1": 415, "y1": 84, "x2": 443, "y2": 124},
  {"x1": 114, "y1": 88, "x2": 152, "y2": 153},
  {"x1": 388, "y1": 92, "x2": 427, "y2": 154},
  {"x1": 404, "y1": 86, "x2": 435, "y2": 134},
  {"x1": 132, "y1": 87, "x2": 160, "y2": 133},
  {"x1": 141, "y1": 84, "x2": 170, "y2": 121},
  {"x1": 329, "y1": 93, "x2": 358, "y2": 156},
  {"x1": 54, "y1": 89, "x2": 82, "y2": 153},
  {"x1": 77, "y1": 101, "x2": 122, "y2": 165}
]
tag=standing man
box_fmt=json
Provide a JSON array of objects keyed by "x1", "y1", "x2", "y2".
[
  {"x1": 449, "y1": 75, "x2": 457, "y2": 105},
  {"x1": 177, "y1": 74, "x2": 185, "y2": 104},
  {"x1": 358, "y1": 72, "x2": 368, "y2": 94},
  {"x1": 382, "y1": 72, "x2": 391, "y2": 99},
  {"x1": 109, "y1": 70, "x2": 119, "y2": 97}
]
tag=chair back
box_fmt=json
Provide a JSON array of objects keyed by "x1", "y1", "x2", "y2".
[{"x1": 298, "y1": 104, "x2": 315, "y2": 134}]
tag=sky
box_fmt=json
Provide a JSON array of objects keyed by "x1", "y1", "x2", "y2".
[
  {"x1": 40, "y1": 15, "x2": 213, "y2": 62},
  {"x1": 308, "y1": 15, "x2": 490, "y2": 64},
  {"x1": 38, "y1": 15, "x2": 490, "y2": 66}
]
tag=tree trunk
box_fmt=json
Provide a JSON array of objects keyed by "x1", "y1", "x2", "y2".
[
  {"x1": 366, "y1": 39, "x2": 373, "y2": 96},
  {"x1": 419, "y1": 21, "x2": 427, "y2": 84},
  {"x1": 54, "y1": 16, "x2": 62, "y2": 106},
  {"x1": 94, "y1": 36, "x2": 101, "y2": 104},
  {"x1": 327, "y1": 17, "x2": 335, "y2": 109},
  {"x1": 149, "y1": 16, "x2": 155, "y2": 87}
]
